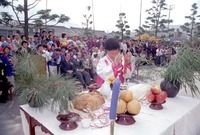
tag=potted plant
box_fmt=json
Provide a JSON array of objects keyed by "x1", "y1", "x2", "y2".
[
  {"x1": 50, "y1": 75, "x2": 81, "y2": 114},
  {"x1": 15, "y1": 54, "x2": 51, "y2": 107},
  {"x1": 16, "y1": 53, "x2": 81, "y2": 109},
  {"x1": 160, "y1": 42, "x2": 200, "y2": 97}
]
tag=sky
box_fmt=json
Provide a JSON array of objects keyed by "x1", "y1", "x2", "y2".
[{"x1": 3, "y1": 0, "x2": 200, "y2": 32}]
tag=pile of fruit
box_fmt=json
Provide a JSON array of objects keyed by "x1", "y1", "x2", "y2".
[
  {"x1": 117, "y1": 90, "x2": 141, "y2": 115},
  {"x1": 146, "y1": 85, "x2": 168, "y2": 104}
]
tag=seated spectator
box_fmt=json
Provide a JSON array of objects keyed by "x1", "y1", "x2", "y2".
[
  {"x1": 82, "y1": 53, "x2": 93, "y2": 79},
  {"x1": 71, "y1": 52, "x2": 91, "y2": 84},
  {"x1": 92, "y1": 53, "x2": 99, "y2": 80},
  {"x1": 60, "y1": 53, "x2": 91, "y2": 89}
]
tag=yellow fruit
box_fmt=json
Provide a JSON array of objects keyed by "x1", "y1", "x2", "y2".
[
  {"x1": 107, "y1": 80, "x2": 112, "y2": 84},
  {"x1": 119, "y1": 90, "x2": 133, "y2": 102},
  {"x1": 108, "y1": 76, "x2": 115, "y2": 83},
  {"x1": 154, "y1": 85, "x2": 161, "y2": 92},
  {"x1": 127, "y1": 99, "x2": 141, "y2": 115},
  {"x1": 116, "y1": 99, "x2": 127, "y2": 114}
]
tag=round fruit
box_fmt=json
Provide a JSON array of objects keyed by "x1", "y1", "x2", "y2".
[
  {"x1": 116, "y1": 99, "x2": 127, "y2": 114},
  {"x1": 119, "y1": 90, "x2": 133, "y2": 102},
  {"x1": 108, "y1": 76, "x2": 115, "y2": 83},
  {"x1": 127, "y1": 99, "x2": 141, "y2": 115},
  {"x1": 156, "y1": 91, "x2": 167, "y2": 103},
  {"x1": 151, "y1": 86, "x2": 160, "y2": 95},
  {"x1": 146, "y1": 91, "x2": 156, "y2": 102}
]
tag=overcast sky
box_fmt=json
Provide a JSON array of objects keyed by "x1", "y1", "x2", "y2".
[{"x1": 3, "y1": 0, "x2": 200, "y2": 32}]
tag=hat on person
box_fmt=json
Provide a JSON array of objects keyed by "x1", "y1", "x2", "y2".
[
  {"x1": 1, "y1": 41, "x2": 8, "y2": 48},
  {"x1": 48, "y1": 41, "x2": 54, "y2": 45},
  {"x1": 68, "y1": 40, "x2": 74, "y2": 45},
  {"x1": 1, "y1": 42, "x2": 10, "y2": 50}
]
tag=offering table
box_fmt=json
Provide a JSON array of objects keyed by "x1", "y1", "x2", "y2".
[{"x1": 20, "y1": 95, "x2": 200, "y2": 135}]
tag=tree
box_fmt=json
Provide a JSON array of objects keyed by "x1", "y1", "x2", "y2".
[
  {"x1": 135, "y1": 26, "x2": 146, "y2": 36},
  {"x1": 0, "y1": 0, "x2": 70, "y2": 37},
  {"x1": 180, "y1": 3, "x2": 199, "y2": 42},
  {"x1": 196, "y1": 15, "x2": 200, "y2": 39},
  {"x1": 33, "y1": 10, "x2": 70, "y2": 29},
  {"x1": 141, "y1": 0, "x2": 173, "y2": 38},
  {"x1": 0, "y1": 0, "x2": 13, "y2": 27},
  {"x1": 115, "y1": 12, "x2": 130, "y2": 40},
  {"x1": 82, "y1": 6, "x2": 93, "y2": 37},
  {"x1": 0, "y1": 0, "x2": 10, "y2": 7}
]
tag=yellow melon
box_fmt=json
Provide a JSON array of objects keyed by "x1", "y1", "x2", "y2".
[
  {"x1": 116, "y1": 99, "x2": 127, "y2": 114},
  {"x1": 119, "y1": 90, "x2": 133, "y2": 102},
  {"x1": 127, "y1": 99, "x2": 141, "y2": 115}
]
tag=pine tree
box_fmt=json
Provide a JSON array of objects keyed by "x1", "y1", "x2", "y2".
[
  {"x1": 82, "y1": 6, "x2": 93, "y2": 37},
  {"x1": 139, "y1": 0, "x2": 173, "y2": 38},
  {"x1": 0, "y1": 0, "x2": 70, "y2": 37},
  {"x1": 115, "y1": 12, "x2": 130, "y2": 40},
  {"x1": 180, "y1": 3, "x2": 199, "y2": 42}
]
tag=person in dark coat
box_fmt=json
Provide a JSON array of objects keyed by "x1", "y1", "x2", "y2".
[
  {"x1": 71, "y1": 52, "x2": 91, "y2": 84},
  {"x1": 60, "y1": 52, "x2": 91, "y2": 88},
  {"x1": 0, "y1": 57, "x2": 10, "y2": 103}
]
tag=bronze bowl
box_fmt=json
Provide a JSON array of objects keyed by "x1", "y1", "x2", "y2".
[{"x1": 57, "y1": 112, "x2": 80, "y2": 131}]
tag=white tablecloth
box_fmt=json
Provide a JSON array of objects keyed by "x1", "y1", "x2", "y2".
[{"x1": 20, "y1": 95, "x2": 200, "y2": 135}]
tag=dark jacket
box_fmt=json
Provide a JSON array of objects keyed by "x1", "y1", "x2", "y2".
[
  {"x1": 71, "y1": 58, "x2": 84, "y2": 70},
  {"x1": 0, "y1": 60, "x2": 6, "y2": 81},
  {"x1": 60, "y1": 59, "x2": 76, "y2": 75},
  {"x1": 0, "y1": 54, "x2": 14, "y2": 76}
]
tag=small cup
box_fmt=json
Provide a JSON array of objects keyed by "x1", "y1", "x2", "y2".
[{"x1": 81, "y1": 118, "x2": 91, "y2": 128}]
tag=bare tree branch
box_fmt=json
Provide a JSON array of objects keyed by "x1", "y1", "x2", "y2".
[
  {"x1": 27, "y1": 0, "x2": 38, "y2": 8},
  {"x1": 28, "y1": 13, "x2": 38, "y2": 20},
  {"x1": 53, "y1": 22, "x2": 59, "y2": 26},
  {"x1": 28, "y1": 0, "x2": 40, "y2": 10},
  {"x1": 11, "y1": 0, "x2": 22, "y2": 26},
  {"x1": 0, "y1": 20, "x2": 13, "y2": 27},
  {"x1": 29, "y1": 18, "x2": 39, "y2": 21}
]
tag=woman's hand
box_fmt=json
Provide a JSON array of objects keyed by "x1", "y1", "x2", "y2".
[{"x1": 114, "y1": 53, "x2": 123, "y2": 65}]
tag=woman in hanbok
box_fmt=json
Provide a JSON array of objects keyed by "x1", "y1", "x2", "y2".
[{"x1": 96, "y1": 38, "x2": 125, "y2": 86}]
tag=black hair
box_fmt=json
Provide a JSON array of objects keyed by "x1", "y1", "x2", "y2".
[
  {"x1": 61, "y1": 46, "x2": 66, "y2": 49},
  {"x1": 61, "y1": 33, "x2": 66, "y2": 38},
  {"x1": 43, "y1": 45, "x2": 48, "y2": 49},
  {"x1": 48, "y1": 30, "x2": 52, "y2": 34},
  {"x1": 3, "y1": 46, "x2": 10, "y2": 51},
  {"x1": 37, "y1": 44, "x2": 43, "y2": 48},
  {"x1": 104, "y1": 38, "x2": 120, "y2": 51},
  {"x1": 55, "y1": 48, "x2": 61, "y2": 51},
  {"x1": 21, "y1": 40, "x2": 29, "y2": 46},
  {"x1": 21, "y1": 35, "x2": 27, "y2": 40},
  {"x1": 34, "y1": 34, "x2": 39, "y2": 38},
  {"x1": 48, "y1": 35, "x2": 53, "y2": 39},
  {"x1": 42, "y1": 30, "x2": 46, "y2": 33},
  {"x1": 35, "y1": 32, "x2": 39, "y2": 35}
]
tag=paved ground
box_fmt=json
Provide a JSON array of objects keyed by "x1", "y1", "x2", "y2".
[
  {"x1": 0, "y1": 65, "x2": 199, "y2": 135},
  {"x1": 0, "y1": 95, "x2": 24, "y2": 135}
]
